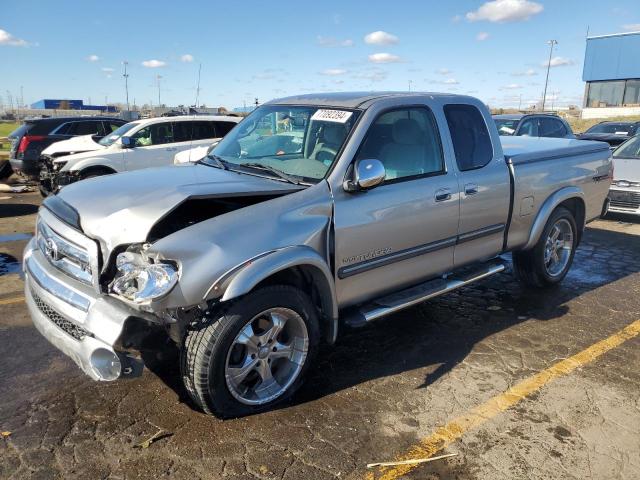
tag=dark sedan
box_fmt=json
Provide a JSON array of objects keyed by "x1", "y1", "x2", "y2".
[
  {"x1": 577, "y1": 121, "x2": 640, "y2": 148},
  {"x1": 493, "y1": 113, "x2": 575, "y2": 139}
]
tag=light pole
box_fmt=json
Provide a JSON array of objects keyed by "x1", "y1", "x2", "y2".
[
  {"x1": 542, "y1": 39, "x2": 557, "y2": 111},
  {"x1": 408, "y1": 80, "x2": 412, "y2": 92},
  {"x1": 156, "y1": 74, "x2": 162, "y2": 107},
  {"x1": 123, "y1": 61, "x2": 130, "y2": 112}
]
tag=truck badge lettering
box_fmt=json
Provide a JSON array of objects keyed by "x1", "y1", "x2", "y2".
[{"x1": 342, "y1": 247, "x2": 391, "y2": 265}]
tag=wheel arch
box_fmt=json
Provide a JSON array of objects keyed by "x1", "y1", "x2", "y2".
[
  {"x1": 78, "y1": 164, "x2": 118, "y2": 178},
  {"x1": 206, "y1": 246, "x2": 339, "y2": 344},
  {"x1": 523, "y1": 187, "x2": 586, "y2": 250}
]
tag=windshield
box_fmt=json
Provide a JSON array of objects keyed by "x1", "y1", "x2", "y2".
[
  {"x1": 613, "y1": 135, "x2": 640, "y2": 159},
  {"x1": 98, "y1": 122, "x2": 139, "y2": 146},
  {"x1": 494, "y1": 119, "x2": 519, "y2": 136},
  {"x1": 586, "y1": 123, "x2": 632, "y2": 135},
  {"x1": 206, "y1": 105, "x2": 359, "y2": 183}
]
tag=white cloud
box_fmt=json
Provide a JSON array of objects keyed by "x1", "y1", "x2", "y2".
[
  {"x1": 101, "y1": 67, "x2": 114, "y2": 72},
  {"x1": 364, "y1": 31, "x2": 399, "y2": 45},
  {"x1": 436, "y1": 68, "x2": 452, "y2": 75},
  {"x1": 501, "y1": 83, "x2": 523, "y2": 89},
  {"x1": 511, "y1": 68, "x2": 537, "y2": 76},
  {"x1": 320, "y1": 68, "x2": 347, "y2": 76},
  {"x1": 452, "y1": 15, "x2": 462, "y2": 23},
  {"x1": 368, "y1": 52, "x2": 402, "y2": 63},
  {"x1": 317, "y1": 36, "x2": 354, "y2": 47},
  {"x1": 352, "y1": 68, "x2": 388, "y2": 82},
  {"x1": 142, "y1": 59, "x2": 166, "y2": 68},
  {"x1": 477, "y1": 32, "x2": 490, "y2": 41},
  {"x1": 444, "y1": 78, "x2": 459, "y2": 85},
  {"x1": 621, "y1": 23, "x2": 640, "y2": 31},
  {"x1": 541, "y1": 56, "x2": 574, "y2": 68},
  {"x1": 181, "y1": 54, "x2": 194, "y2": 62},
  {"x1": 0, "y1": 29, "x2": 29, "y2": 47},
  {"x1": 466, "y1": 0, "x2": 543, "y2": 23},
  {"x1": 87, "y1": 54, "x2": 99, "y2": 62}
]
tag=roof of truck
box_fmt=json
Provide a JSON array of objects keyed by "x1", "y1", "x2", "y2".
[{"x1": 268, "y1": 91, "x2": 472, "y2": 109}]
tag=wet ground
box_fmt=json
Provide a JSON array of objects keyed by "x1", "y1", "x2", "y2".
[{"x1": 1, "y1": 192, "x2": 639, "y2": 480}]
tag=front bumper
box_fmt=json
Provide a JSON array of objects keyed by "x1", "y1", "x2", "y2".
[
  {"x1": 24, "y1": 238, "x2": 143, "y2": 380},
  {"x1": 608, "y1": 187, "x2": 640, "y2": 215}
]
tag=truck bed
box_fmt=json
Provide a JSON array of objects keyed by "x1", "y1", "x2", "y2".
[{"x1": 501, "y1": 136, "x2": 610, "y2": 165}]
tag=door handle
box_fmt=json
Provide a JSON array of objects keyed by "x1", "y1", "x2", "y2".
[
  {"x1": 435, "y1": 188, "x2": 452, "y2": 202},
  {"x1": 464, "y1": 183, "x2": 479, "y2": 195}
]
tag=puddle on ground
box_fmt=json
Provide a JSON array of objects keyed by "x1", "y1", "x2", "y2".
[
  {"x1": 0, "y1": 233, "x2": 32, "y2": 243},
  {"x1": 0, "y1": 253, "x2": 21, "y2": 276}
]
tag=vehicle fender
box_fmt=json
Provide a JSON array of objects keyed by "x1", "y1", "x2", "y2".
[
  {"x1": 60, "y1": 153, "x2": 120, "y2": 173},
  {"x1": 207, "y1": 245, "x2": 339, "y2": 343},
  {"x1": 523, "y1": 186, "x2": 585, "y2": 250}
]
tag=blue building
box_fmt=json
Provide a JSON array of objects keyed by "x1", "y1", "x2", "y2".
[
  {"x1": 582, "y1": 31, "x2": 640, "y2": 118},
  {"x1": 30, "y1": 99, "x2": 118, "y2": 113}
]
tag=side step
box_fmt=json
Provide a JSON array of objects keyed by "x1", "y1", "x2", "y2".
[{"x1": 343, "y1": 258, "x2": 507, "y2": 327}]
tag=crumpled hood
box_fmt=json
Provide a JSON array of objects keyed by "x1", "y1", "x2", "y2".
[
  {"x1": 42, "y1": 134, "x2": 104, "y2": 157},
  {"x1": 57, "y1": 164, "x2": 302, "y2": 254},
  {"x1": 613, "y1": 157, "x2": 640, "y2": 184}
]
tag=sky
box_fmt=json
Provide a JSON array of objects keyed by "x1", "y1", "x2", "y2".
[{"x1": 1, "y1": 0, "x2": 640, "y2": 110}]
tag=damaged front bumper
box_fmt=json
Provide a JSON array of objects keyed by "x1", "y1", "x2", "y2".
[
  {"x1": 39, "y1": 155, "x2": 77, "y2": 196},
  {"x1": 24, "y1": 238, "x2": 146, "y2": 380}
]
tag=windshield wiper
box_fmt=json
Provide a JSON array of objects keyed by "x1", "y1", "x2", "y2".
[
  {"x1": 201, "y1": 153, "x2": 228, "y2": 170},
  {"x1": 240, "y1": 163, "x2": 301, "y2": 185}
]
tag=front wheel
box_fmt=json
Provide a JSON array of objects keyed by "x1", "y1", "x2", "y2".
[
  {"x1": 513, "y1": 206, "x2": 578, "y2": 288},
  {"x1": 180, "y1": 285, "x2": 320, "y2": 418}
]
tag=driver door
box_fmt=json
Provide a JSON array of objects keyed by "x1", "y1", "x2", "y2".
[
  {"x1": 124, "y1": 121, "x2": 176, "y2": 171},
  {"x1": 333, "y1": 106, "x2": 460, "y2": 307}
]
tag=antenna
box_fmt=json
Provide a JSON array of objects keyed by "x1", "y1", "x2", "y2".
[{"x1": 194, "y1": 63, "x2": 202, "y2": 108}]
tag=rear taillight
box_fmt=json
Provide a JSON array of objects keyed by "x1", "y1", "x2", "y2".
[{"x1": 17, "y1": 135, "x2": 46, "y2": 154}]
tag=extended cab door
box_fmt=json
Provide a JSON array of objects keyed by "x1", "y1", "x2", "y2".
[
  {"x1": 124, "y1": 121, "x2": 176, "y2": 171},
  {"x1": 333, "y1": 105, "x2": 460, "y2": 307},
  {"x1": 442, "y1": 103, "x2": 511, "y2": 267}
]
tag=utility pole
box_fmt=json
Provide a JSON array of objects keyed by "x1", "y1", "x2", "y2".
[
  {"x1": 542, "y1": 39, "x2": 557, "y2": 111},
  {"x1": 156, "y1": 75, "x2": 162, "y2": 107},
  {"x1": 123, "y1": 61, "x2": 130, "y2": 112},
  {"x1": 254, "y1": 97, "x2": 259, "y2": 110},
  {"x1": 195, "y1": 63, "x2": 202, "y2": 108},
  {"x1": 408, "y1": 80, "x2": 412, "y2": 92},
  {"x1": 518, "y1": 94, "x2": 522, "y2": 110}
]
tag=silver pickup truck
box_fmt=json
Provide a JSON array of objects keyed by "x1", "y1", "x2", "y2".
[{"x1": 24, "y1": 92, "x2": 612, "y2": 417}]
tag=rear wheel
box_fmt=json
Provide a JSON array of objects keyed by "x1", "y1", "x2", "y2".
[
  {"x1": 79, "y1": 167, "x2": 114, "y2": 181},
  {"x1": 180, "y1": 285, "x2": 320, "y2": 418},
  {"x1": 513, "y1": 207, "x2": 578, "y2": 288}
]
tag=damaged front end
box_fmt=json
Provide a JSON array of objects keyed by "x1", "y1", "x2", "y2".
[{"x1": 39, "y1": 155, "x2": 78, "y2": 196}]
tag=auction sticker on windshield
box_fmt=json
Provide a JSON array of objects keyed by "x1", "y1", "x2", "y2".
[{"x1": 311, "y1": 109, "x2": 353, "y2": 123}]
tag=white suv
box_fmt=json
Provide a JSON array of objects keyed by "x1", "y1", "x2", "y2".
[{"x1": 40, "y1": 115, "x2": 241, "y2": 194}]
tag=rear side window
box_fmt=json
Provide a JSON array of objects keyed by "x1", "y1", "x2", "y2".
[
  {"x1": 70, "y1": 121, "x2": 103, "y2": 136},
  {"x1": 539, "y1": 118, "x2": 567, "y2": 138},
  {"x1": 191, "y1": 121, "x2": 217, "y2": 140},
  {"x1": 518, "y1": 119, "x2": 538, "y2": 136},
  {"x1": 444, "y1": 104, "x2": 493, "y2": 171},
  {"x1": 214, "y1": 121, "x2": 237, "y2": 137}
]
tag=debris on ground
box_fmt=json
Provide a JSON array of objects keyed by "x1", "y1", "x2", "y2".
[
  {"x1": 0, "y1": 184, "x2": 34, "y2": 193},
  {"x1": 366, "y1": 452, "x2": 458, "y2": 468},
  {"x1": 1, "y1": 431, "x2": 11, "y2": 437},
  {"x1": 133, "y1": 429, "x2": 172, "y2": 449}
]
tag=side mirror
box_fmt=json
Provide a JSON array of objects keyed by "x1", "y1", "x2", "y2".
[
  {"x1": 344, "y1": 159, "x2": 386, "y2": 192},
  {"x1": 120, "y1": 136, "x2": 134, "y2": 148}
]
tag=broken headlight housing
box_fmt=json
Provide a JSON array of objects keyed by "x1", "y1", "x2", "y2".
[{"x1": 110, "y1": 251, "x2": 179, "y2": 303}]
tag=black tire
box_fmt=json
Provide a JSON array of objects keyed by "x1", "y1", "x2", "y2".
[
  {"x1": 180, "y1": 285, "x2": 320, "y2": 418},
  {"x1": 79, "y1": 168, "x2": 113, "y2": 181},
  {"x1": 513, "y1": 206, "x2": 578, "y2": 288}
]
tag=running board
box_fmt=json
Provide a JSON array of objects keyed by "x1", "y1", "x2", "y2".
[{"x1": 343, "y1": 259, "x2": 507, "y2": 327}]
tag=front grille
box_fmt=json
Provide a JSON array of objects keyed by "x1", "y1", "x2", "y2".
[
  {"x1": 32, "y1": 289, "x2": 91, "y2": 341},
  {"x1": 610, "y1": 191, "x2": 640, "y2": 210}
]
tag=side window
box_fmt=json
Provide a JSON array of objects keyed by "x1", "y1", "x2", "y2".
[
  {"x1": 172, "y1": 122, "x2": 192, "y2": 143},
  {"x1": 105, "y1": 121, "x2": 123, "y2": 133},
  {"x1": 355, "y1": 107, "x2": 444, "y2": 181},
  {"x1": 191, "y1": 121, "x2": 217, "y2": 140},
  {"x1": 53, "y1": 123, "x2": 72, "y2": 135},
  {"x1": 130, "y1": 123, "x2": 174, "y2": 146},
  {"x1": 214, "y1": 121, "x2": 237, "y2": 138},
  {"x1": 518, "y1": 119, "x2": 538, "y2": 137},
  {"x1": 539, "y1": 118, "x2": 566, "y2": 138},
  {"x1": 443, "y1": 104, "x2": 493, "y2": 171},
  {"x1": 69, "y1": 121, "x2": 102, "y2": 136}
]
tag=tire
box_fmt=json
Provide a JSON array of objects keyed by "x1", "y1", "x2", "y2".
[
  {"x1": 180, "y1": 285, "x2": 320, "y2": 418},
  {"x1": 79, "y1": 168, "x2": 113, "y2": 181},
  {"x1": 513, "y1": 206, "x2": 578, "y2": 288}
]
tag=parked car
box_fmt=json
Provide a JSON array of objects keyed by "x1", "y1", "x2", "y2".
[
  {"x1": 39, "y1": 115, "x2": 241, "y2": 195},
  {"x1": 607, "y1": 134, "x2": 640, "y2": 215},
  {"x1": 24, "y1": 92, "x2": 611, "y2": 418},
  {"x1": 493, "y1": 113, "x2": 575, "y2": 139},
  {"x1": 576, "y1": 121, "x2": 640, "y2": 148},
  {"x1": 8, "y1": 117, "x2": 127, "y2": 179}
]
